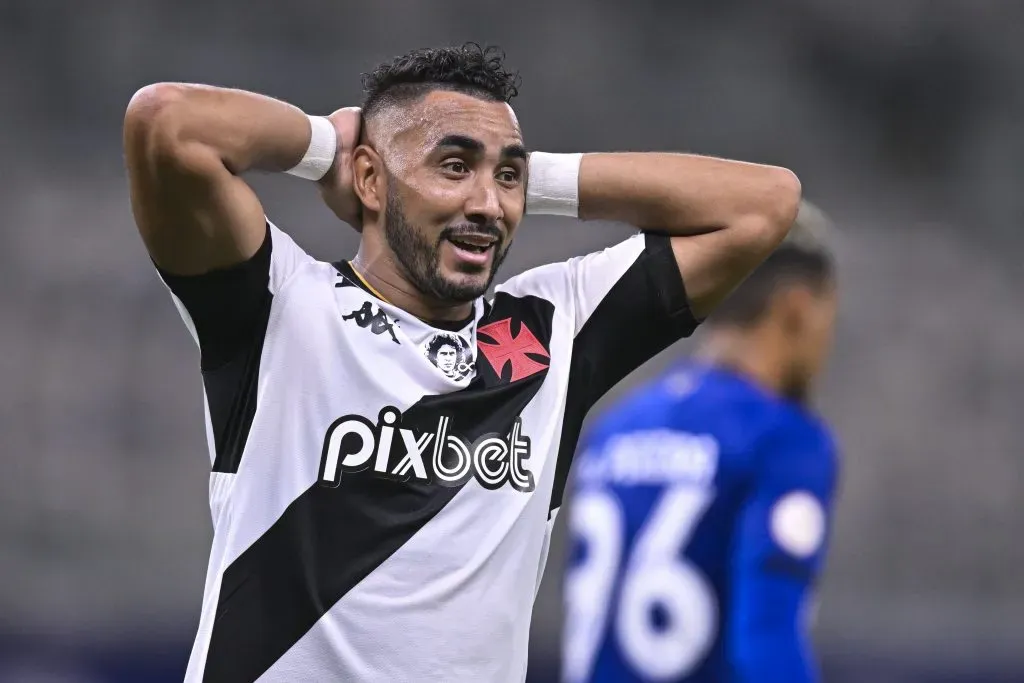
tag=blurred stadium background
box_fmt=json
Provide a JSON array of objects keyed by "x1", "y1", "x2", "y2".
[{"x1": 2, "y1": 1, "x2": 1022, "y2": 681}]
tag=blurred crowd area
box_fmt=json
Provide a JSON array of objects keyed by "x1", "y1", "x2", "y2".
[{"x1": 1, "y1": 1, "x2": 1023, "y2": 681}]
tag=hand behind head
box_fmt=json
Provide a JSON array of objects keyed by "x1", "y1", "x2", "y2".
[{"x1": 317, "y1": 107, "x2": 363, "y2": 231}]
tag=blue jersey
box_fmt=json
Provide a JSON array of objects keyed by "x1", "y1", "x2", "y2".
[{"x1": 563, "y1": 364, "x2": 839, "y2": 683}]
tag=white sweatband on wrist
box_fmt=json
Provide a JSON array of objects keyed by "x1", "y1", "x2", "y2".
[
  {"x1": 527, "y1": 152, "x2": 583, "y2": 217},
  {"x1": 286, "y1": 115, "x2": 337, "y2": 181}
]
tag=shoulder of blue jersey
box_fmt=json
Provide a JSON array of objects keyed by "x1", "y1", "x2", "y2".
[
  {"x1": 753, "y1": 412, "x2": 838, "y2": 562},
  {"x1": 577, "y1": 365, "x2": 786, "y2": 488},
  {"x1": 755, "y1": 405, "x2": 838, "y2": 478}
]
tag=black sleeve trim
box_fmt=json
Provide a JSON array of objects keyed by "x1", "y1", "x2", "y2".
[
  {"x1": 156, "y1": 224, "x2": 273, "y2": 474},
  {"x1": 548, "y1": 233, "x2": 701, "y2": 512},
  {"x1": 579, "y1": 232, "x2": 700, "y2": 403},
  {"x1": 203, "y1": 322, "x2": 269, "y2": 474},
  {"x1": 157, "y1": 224, "x2": 272, "y2": 371},
  {"x1": 641, "y1": 232, "x2": 704, "y2": 332}
]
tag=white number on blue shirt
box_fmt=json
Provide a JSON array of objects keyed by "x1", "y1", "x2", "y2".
[{"x1": 565, "y1": 485, "x2": 717, "y2": 682}]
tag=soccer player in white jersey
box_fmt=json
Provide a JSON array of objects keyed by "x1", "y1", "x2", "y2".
[{"x1": 123, "y1": 43, "x2": 801, "y2": 682}]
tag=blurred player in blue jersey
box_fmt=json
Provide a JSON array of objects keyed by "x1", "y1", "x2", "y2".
[{"x1": 563, "y1": 202, "x2": 839, "y2": 683}]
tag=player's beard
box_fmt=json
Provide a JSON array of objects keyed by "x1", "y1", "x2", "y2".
[
  {"x1": 384, "y1": 186, "x2": 509, "y2": 302},
  {"x1": 781, "y1": 369, "x2": 812, "y2": 405}
]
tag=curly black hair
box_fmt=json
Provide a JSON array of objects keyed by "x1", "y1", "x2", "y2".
[
  {"x1": 425, "y1": 333, "x2": 464, "y2": 359},
  {"x1": 361, "y1": 43, "x2": 521, "y2": 118}
]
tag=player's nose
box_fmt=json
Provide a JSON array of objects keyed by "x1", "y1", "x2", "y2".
[{"x1": 464, "y1": 177, "x2": 504, "y2": 226}]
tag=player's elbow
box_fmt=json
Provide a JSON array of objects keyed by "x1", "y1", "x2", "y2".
[
  {"x1": 125, "y1": 83, "x2": 188, "y2": 139},
  {"x1": 733, "y1": 167, "x2": 802, "y2": 261},
  {"x1": 124, "y1": 84, "x2": 217, "y2": 177},
  {"x1": 755, "y1": 166, "x2": 802, "y2": 243},
  {"x1": 765, "y1": 167, "x2": 802, "y2": 230},
  {"x1": 124, "y1": 84, "x2": 185, "y2": 162}
]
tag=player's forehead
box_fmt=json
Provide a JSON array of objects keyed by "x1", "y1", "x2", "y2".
[{"x1": 392, "y1": 90, "x2": 524, "y2": 152}]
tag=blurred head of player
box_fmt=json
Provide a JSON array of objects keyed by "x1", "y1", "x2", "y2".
[
  {"x1": 352, "y1": 43, "x2": 526, "y2": 303},
  {"x1": 700, "y1": 202, "x2": 837, "y2": 404}
]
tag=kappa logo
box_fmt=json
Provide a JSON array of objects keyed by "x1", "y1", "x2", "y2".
[
  {"x1": 343, "y1": 301, "x2": 399, "y2": 344},
  {"x1": 423, "y1": 332, "x2": 474, "y2": 382},
  {"x1": 318, "y1": 406, "x2": 535, "y2": 492},
  {"x1": 477, "y1": 318, "x2": 550, "y2": 383}
]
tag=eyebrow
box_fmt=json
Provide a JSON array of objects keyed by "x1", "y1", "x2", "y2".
[
  {"x1": 436, "y1": 134, "x2": 483, "y2": 153},
  {"x1": 501, "y1": 143, "x2": 528, "y2": 162},
  {"x1": 435, "y1": 135, "x2": 528, "y2": 162}
]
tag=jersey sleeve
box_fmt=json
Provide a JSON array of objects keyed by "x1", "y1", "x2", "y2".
[
  {"x1": 502, "y1": 232, "x2": 701, "y2": 399},
  {"x1": 727, "y1": 425, "x2": 838, "y2": 683},
  {"x1": 156, "y1": 220, "x2": 313, "y2": 370}
]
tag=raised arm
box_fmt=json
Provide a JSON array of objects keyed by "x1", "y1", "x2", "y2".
[
  {"x1": 576, "y1": 153, "x2": 801, "y2": 319},
  {"x1": 123, "y1": 83, "x2": 335, "y2": 275}
]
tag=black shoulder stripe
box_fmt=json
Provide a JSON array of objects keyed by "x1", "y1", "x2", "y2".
[
  {"x1": 157, "y1": 225, "x2": 274, "y2": 474},
  {"x1": 549, "y1": 234, "x2": 700, "y2": 512},
  {"x1": 203, "y1": 300, "x2": 271, "y2": 474}
]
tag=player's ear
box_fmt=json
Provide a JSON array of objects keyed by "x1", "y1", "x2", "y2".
[
  {"x1": 776, "y1": 285, "x2": 815, "y2": 338},
  {"x1": 353, "y1": 144, "x2": 384, "y2": 214}
]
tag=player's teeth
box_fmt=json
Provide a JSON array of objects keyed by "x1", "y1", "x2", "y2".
[{"x1": 451, "y1": 239, "x2": 487, "y2": 253}]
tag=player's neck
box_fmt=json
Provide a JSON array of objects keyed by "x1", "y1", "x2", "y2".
[
  {"x1": 697, "y1": 329, "x2": 787, "y2": 398},
  {"x1": 349, "y1": 253, "x2": 476, "y2": 324}
]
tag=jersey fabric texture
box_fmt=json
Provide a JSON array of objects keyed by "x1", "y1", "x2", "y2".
[
  {"x1": 156, "y1": 221, "x2": 700, "y2": 683},
  {"x1": 564, "y1": 363, "x2": 839, "y2": 683}
]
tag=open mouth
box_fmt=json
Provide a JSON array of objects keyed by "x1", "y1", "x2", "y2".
[{"x1": 446, "y1": 234, "x2": 498, "y2": 255}]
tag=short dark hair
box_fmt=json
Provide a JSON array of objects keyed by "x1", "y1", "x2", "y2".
[
  {"x1": 361, "y1": 43, "x2": 521, "y2": 118},
  {"x1": 709, "y1": 203, "x2": 836, "y2": 327}
]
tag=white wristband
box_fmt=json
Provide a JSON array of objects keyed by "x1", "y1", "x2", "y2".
[
  {"x1": 527, "y1": 152, "x2": 583, "y2": 217},
  {"x1": 286, "y1": 115, "x2": 337, "y2": 181}
]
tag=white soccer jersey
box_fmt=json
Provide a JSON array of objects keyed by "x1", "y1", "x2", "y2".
[{"x1": 158, "y1": 221, "x2": 699, "y2": 683}]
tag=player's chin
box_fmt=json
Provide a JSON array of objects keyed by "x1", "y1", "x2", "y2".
[
  {"x1": 438, "y1": 245, "x2": 496, "y2": 294},
  {"x1": 782, "y1": 377, "x2": 813, "y2": 404},
  {"x1": 436, "y1": 268, "x2": 492, "y2": 301}
]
